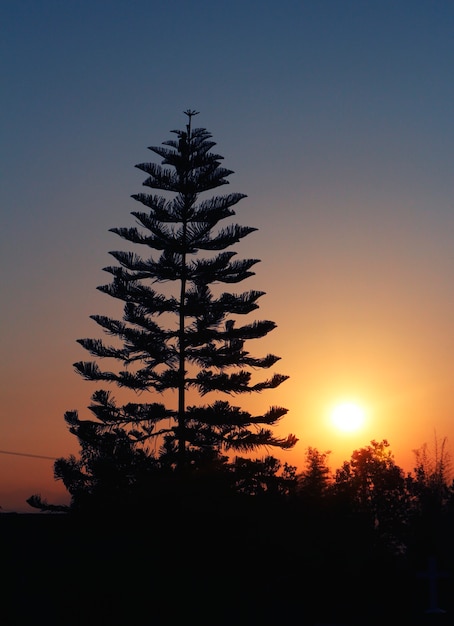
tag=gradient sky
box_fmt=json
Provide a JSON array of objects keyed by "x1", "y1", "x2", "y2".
[{"x1": 2, "y1": 0, "x2": 454, "y2": 512}]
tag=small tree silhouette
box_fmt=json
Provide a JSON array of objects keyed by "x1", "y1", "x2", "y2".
[
  {"x1": 32, "y1": 111, "x2": 296, "y2": 510},
  {"x1": 411, "y1": 434, "x2": 452, "y2": 511},
  {"x1": 297, "y1": 446, "x2": 332, "y2": 501}
]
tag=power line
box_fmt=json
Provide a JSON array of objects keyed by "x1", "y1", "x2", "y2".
[{"x1": 0, "y1": 449, "x2": 56, "y2": 460}]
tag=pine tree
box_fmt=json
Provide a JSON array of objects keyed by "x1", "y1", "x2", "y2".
[{"x1": 51, "y1": 111, "x2": 296, "y2": 506}]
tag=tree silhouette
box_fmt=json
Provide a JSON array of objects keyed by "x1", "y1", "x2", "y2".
[
  {"x1": 34, "y1": 111, "x2": 296, "y2": 510},
  {"x1": 230, "y1": 455, "x2": 297, "y2": 497},
  {"x1": 296, "y1": 446, "x2": 332, "y2": 502},
  {"x1": 405, "y1": 435, "x2": 454, "y2": 562},
  {"x1": 333, "y1": 440, "x2": 410, "y2": 552},
  {"x1": 411, "y1": 435, "x2": 452, "y2": 512}
]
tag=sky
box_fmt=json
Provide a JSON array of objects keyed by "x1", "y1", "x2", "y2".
[{"x1": 2, "y1": 0, "x2": 454, "y2": 512}]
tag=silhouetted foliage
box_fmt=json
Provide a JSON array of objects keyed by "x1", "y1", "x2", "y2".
[
  {"x1": 405, "y1": 435, "x2": 454, "y2": 560},
  {"x1": 230, "y1": 455, "x2": 297, "y2": 496},
  {"x1": 23, "y1": 436, "x2": 454, "y2": 624},
  {"x1": 25, "y1": 495, "x2": 68, "y2": 513},
  {"x1": 30, "y1": 111, "x2": 296, "y2": 512},
  {"x1": 296, "y1": 445, "x2": 332, "y2": 501},
  {"x1": 333, "y1": 439, "x2": 410, "y2": 552},
  {"x1": 410, "y1": 435, "x2": 452, "y2": 513}
]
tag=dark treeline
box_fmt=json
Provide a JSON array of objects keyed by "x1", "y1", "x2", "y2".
[{"x1": 4, "y1": 436, "x2": 451, "y2": 625}]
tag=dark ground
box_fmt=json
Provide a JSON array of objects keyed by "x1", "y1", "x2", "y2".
[{"x1": 1, "y1": 506, "x2": 453, "y2": 626}]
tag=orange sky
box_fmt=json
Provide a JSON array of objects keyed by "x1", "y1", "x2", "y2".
[{"x1": 2, "y1": 2, "x2": 454, "y2": 512}]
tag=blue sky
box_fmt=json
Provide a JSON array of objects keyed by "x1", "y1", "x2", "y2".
[{"x1": 2, "y1": 0, "x2": 454, "y2": 511}]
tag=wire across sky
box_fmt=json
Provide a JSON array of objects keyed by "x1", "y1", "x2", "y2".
[{"x1": 0, "y1": 450, "x2": 56, "y2": 461}]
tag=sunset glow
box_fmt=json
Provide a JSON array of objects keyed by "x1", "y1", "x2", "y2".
[{"x1": 2, "y1": 2, "x2": 454, "y2": 514}]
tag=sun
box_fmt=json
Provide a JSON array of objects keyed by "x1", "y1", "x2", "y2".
[{"x1": 330, "y1": 401, "x2": 366, "y2": 433}]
